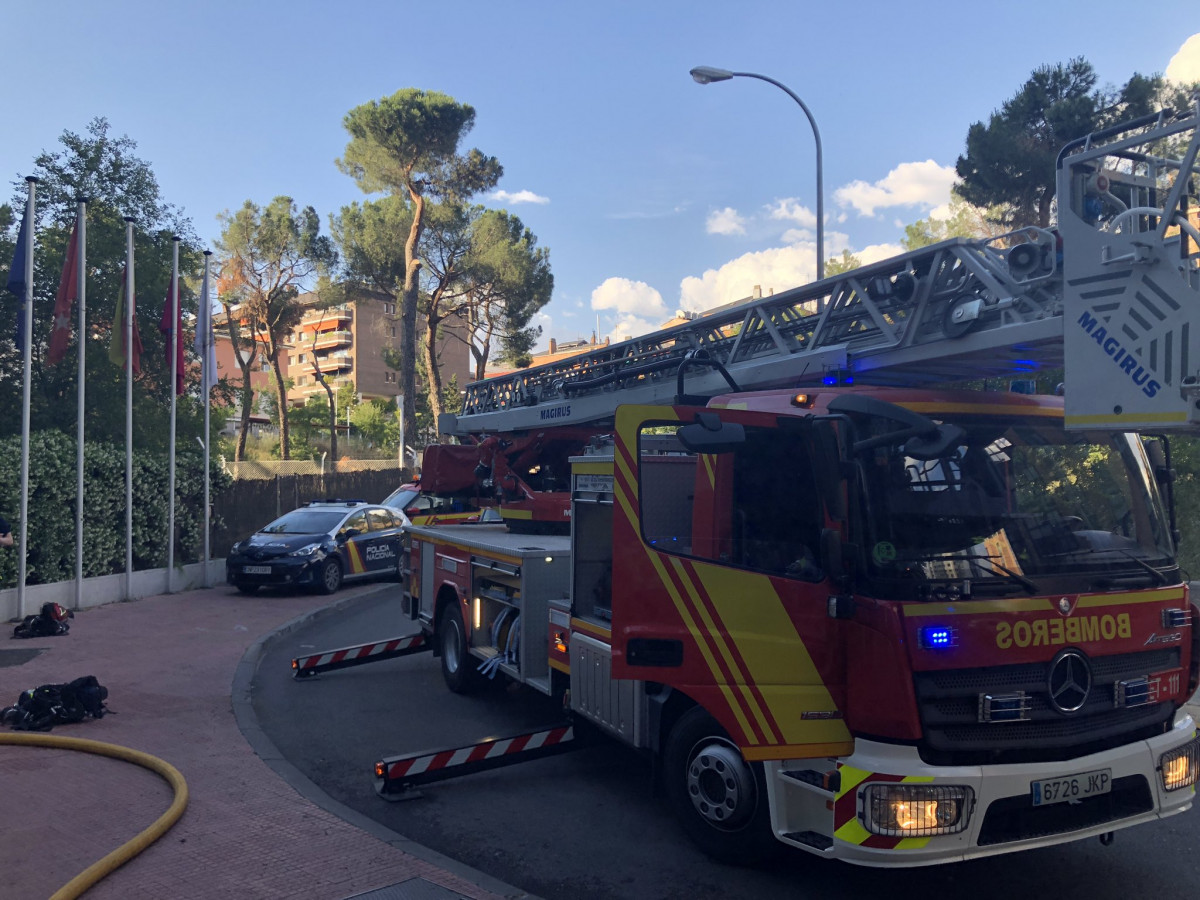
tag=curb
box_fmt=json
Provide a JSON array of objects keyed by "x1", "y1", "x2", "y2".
[{"x1": 231, "y1": 584, "x2": 537, "y2": 900}]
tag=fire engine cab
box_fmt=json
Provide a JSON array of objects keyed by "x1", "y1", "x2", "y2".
[{"x1": 362, "y1": 102, "x2": 1200, "y2": 865}]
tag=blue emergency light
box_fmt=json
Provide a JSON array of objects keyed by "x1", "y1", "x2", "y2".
[{"x1": 918, "y1": 625, "x2": 957, "y2": 649}]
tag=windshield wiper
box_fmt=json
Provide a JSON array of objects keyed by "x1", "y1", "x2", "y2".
[
  {"x1": 1117, "y1": 549, "x2": 1170, "y2": 585},
  {"x1": 958, "y1": 552, "x2": 1040, "y2": 594}
]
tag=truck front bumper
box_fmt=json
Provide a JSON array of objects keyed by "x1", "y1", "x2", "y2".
[{"x1": 769, "y1": 711, "x2": 1198, "y2": 866}]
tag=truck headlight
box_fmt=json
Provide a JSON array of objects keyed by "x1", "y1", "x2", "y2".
[
  {"x1": 862, "y1": 783, "x2": 974, "y2": 837},
  {"x1": 1160, "y1": 736, "x2": 1200, "y2": 791}
]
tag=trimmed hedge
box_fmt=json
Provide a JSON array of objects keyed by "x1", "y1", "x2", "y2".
[{"x1": 0, "y1": 431, "x2": 232, "y2": 587}]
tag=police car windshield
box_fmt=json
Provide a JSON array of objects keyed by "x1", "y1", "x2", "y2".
[
  {"x1": 261, "y1": 509, "x2": 346, "y2": 535},
  {"x1": 383, "y1": 488, "x2": 419, "y2": 509}
]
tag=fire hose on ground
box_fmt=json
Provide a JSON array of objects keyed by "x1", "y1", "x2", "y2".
[{"x1": 0, "y1": 732, "x2": 189, "y2": 900}]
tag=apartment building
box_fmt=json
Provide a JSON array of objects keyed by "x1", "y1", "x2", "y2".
[{"x1": 284, "y1": 293, "x2": 472, "y2": 406}]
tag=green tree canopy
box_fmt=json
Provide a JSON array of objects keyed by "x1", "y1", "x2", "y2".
[
  {"x1": 955, "y1": 59, "x2": 1162, "y2": 228},
  {"x1": 0, "y1": 117, "x2": 206, "y2": 450},
  {"x1": 337, "y1": 89, "x2": 502, "y2": 446},
  {"x1": 454, "y1": 207, "x2": 553, "y2": 378},
  {"x1": 215, "y1": 197, "x2": 336, "y2": 459}
]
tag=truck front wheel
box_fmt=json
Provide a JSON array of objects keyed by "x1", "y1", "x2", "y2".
[
  {"x1": 438, "y1": 605, "x2": 484, "y2": 694},
  {"x1": 663, "y1": 707, "x2": 778, "y2": 865}
]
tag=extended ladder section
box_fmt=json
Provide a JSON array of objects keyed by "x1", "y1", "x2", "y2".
[
  {"x1": 444, "y1": 101, "x2": 1200, "y2": 437},
  {"x1": 446, "y1": 233, "x2": 1066, "y2": 434}
]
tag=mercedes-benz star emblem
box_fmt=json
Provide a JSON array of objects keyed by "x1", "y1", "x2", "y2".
[{"x1": 1048, "y1": 649, "x2": 1091, "y2": 714}]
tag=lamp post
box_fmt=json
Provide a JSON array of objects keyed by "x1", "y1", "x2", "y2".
[{"x1": 690, "y1": 66, "x2": 825, "y2": 281}]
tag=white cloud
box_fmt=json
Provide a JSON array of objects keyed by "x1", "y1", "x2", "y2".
[
  {"x1": 490, "y1": 189, "x2": 550, "y2": 205},
  {"x1": 611, "y1": 314, "x2": 663, "y2": 341},
  {"x1": 590, "y1": 277, "x2": 669, "y2": 318},
  {"x1": 854, "y1": 242, "x2": 908, "y2": 266},
  {"x1": 768, "y1": 198, "x2": 817, "y2": 229},
  {"x1": 1167, "y1": 33, "x2": 1200, "y2": 84},
  {"x1": 678, "y1": 244, "x2": 817, "y2": 313},
  {"x1": 706, "y1": 207, "x2": 747, "y2": 235},
  {"x1": 834, "y1": 160, "x2": 957, "y2": 217}
]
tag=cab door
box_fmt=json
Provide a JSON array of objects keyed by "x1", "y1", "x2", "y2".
[{"x1": 609, "y1": 404, "x2": 853, "y2": 759}]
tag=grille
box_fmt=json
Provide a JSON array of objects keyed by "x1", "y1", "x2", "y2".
[
  {"x1": 977, "y1": 775, "x2": 1153, "y2": 846},
  {"x1": 914, "y1": 648, "x2": 1179, "y2": 765}
]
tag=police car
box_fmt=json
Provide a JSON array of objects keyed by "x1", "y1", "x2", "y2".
[{"x1": 226, "y1": 499, "x2": 406, "y2": 595}]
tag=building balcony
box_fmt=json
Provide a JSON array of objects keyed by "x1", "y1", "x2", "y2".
[
  {"x1": 312, "y1": 329, "x2": 352, "y2": 349},
  {"x1": 300, "y1": 305, "x2": 352, "y2": 330},
  {"x1": 312, "y1": 353, "x2": 353, "y2": 373}
]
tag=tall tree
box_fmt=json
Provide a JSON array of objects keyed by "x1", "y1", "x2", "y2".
[
  {"x1": 419, "y1": 201, "x2": 473, "y2": 417},
  {"x1": 215, "y1": 197, "x2": 336, "y2": 460},
  {"x1": 450, "y1": 208, "x2": 553, "y2": 380},
  {"x1": 337, "y1": 89, "x2": 502, "y2": 444},
  {"x1": 956, "y1": 59, "x2": 1161, "y2": 228},
  {"x1": 215, "y1": 268, "x2": 260, "y2": 462},
  {"x1": 1, "y1": 117, "x2": 201, "y2": 449},
  {"x1": 332, "y1": 194, "x2": 410, "y2": 396}
]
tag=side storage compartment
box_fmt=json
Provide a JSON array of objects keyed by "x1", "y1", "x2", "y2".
[{"x1": 468, "y1": 545, "x2": 571, "y2": 695}]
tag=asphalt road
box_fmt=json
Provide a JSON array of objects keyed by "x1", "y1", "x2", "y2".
[{"x1": 251, "y1": 587, "x2": 1200, "y2": 900}]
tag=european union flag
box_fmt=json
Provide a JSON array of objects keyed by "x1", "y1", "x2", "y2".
[{"x1": 6, "y1": 210, "x2": 30, "y2": 351}]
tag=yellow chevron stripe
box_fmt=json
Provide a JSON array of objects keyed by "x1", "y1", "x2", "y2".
[
  {"x1": 667, "y1": 555, "x2": 775, "y2": 742},
  {"x1": 836, "y1": 765, "x2": 874, "y2": 799},
  {"x1": 641, "y1": 536, "x2": 757, "y2": 741}
]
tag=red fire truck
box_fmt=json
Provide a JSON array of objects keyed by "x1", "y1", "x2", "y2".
[{"x1": 307, "y1": 104, "x2": 1200, "y2": 865}]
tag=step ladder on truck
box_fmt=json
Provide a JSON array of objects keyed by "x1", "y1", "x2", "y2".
[{"x1": 309, "y1": 101, "x2": 1200, "y2": 866}]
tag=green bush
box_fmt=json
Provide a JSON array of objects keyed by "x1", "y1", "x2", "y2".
[{"x1": 0, "y1": 431, "x2": 232, "y2": 587}]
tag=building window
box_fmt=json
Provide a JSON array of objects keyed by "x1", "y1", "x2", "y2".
[{"x1": 390, "y1": 327, "x2": 396, "y2": 338}]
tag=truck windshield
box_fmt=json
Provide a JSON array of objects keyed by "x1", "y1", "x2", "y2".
[{"x1": 855, "y1": 417, "x2": 1177, "y2": 598}]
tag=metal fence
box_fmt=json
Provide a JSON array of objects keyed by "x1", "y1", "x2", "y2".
[
  {"x1": 221, "y1": 458, "x2": 402, "y2": 479},
  {"x1": 211, "y1": 467, "x2": 414, "y2": 558}
]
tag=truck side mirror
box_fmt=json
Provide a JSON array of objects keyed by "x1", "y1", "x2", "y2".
[{"x1": 677, "y1": 412, "x2": 746, "y2": 454}]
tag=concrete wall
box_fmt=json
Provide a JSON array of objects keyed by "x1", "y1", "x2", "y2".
[{"x1": 1, "y1": 559, "x2": 227, "y2": 623}]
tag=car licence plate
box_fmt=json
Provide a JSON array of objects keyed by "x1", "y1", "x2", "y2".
[
  {"x1": 242, "y1": 565, "x2": 272, "y2": 575},
  {"x1": 1031, "y1": 768, "x2": 1111, "y2": 806}
]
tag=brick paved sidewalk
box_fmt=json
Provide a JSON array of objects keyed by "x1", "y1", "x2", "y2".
[{"x1": 0, "y1": 584, "x2": 521, "y2": 900}]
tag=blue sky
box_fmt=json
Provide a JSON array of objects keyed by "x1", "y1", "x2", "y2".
[{"x1": 3, "y1": 1, "x2": 1198, "y2": 354}]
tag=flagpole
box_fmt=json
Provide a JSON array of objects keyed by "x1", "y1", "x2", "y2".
[
  {"x1": 73, "y1": 198, "x2": 88, "y2": 608},
  {"x1": 123, "y1": 217, "x2": 135, "y2": 598},
  {"x1": 167, "y1": 236, "x2": 180, "y2": 590},
  {"x1": 200, "y1": 250, "x2": 213, "y2": 585},
  {"x1": 16, "y1": 177, "x2": 37, "y2": 619}
]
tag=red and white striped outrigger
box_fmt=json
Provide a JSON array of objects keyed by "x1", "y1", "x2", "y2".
[
  {"x1": 291, "y1": 633, "x2": 428, "y2": 679},
  {"x1": 374, "y1": 724, "x2": 589, "y2": 799}
]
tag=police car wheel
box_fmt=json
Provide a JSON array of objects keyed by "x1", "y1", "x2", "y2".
[
  {"x1": 663, "y1": 707, "x2": 778, "y2": 866},
  {"x1": 318, "y1": 558, "x2": 343, "y2": 595},
  {"x1": 438, "y1": 608, "x2": 483, "y2": 694}
]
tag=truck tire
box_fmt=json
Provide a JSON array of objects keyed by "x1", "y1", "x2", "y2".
[
  {"x1": 663, "y1": 707, "x2": 778, "y2": 865},
  {"x1": 317, "y1": 557, "x2": 343, "y2": 595},
  {"x1": 438, "y1": 606, "x2": 484, "y2": 694}
]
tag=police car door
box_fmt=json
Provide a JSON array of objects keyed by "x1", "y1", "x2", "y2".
[
  {"x1": 338, "y1": 510, "x2": 373, "y2": 578},
  {"x1": 362, "y1": 507, "x2": 401, "y2": 575}
]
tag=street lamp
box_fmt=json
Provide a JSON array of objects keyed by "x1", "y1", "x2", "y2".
[{"x1": 690, "y1": 65, "x2": 825, "y2": 281}]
